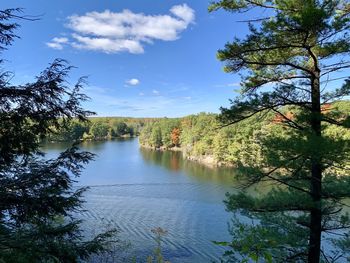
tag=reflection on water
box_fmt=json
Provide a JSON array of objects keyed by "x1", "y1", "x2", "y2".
[
  {"x1": 43, "y1": 138, "x2": 235, "y2": 263},
  {"x1": 139, "y1": 148, "x2": 236, "y2": 186}
]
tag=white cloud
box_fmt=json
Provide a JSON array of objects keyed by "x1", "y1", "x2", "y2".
[
  {"x1": 152, "y1": 89, "x2": 160, "y2": 95},
  {"x1": 46, "y1": 37, "x2": 69, "y2": 50},
  {"x1": 125, "y1": 78, "x2": 140, "y2": 86},
  {"x1": 48, "y1": 4, "x2": 195, "y2": 53},
  {"x1": 170, "y1": 4, "x2": 195, "y2": 23},
  {"x1": 47, "y1": 42, "x2": 63, "y2": 50},
  {"x1": 214, "y1": 82, "x2": 241, "y2": 88},
  {"x1": 72, "y1": 34, "x2": 144, "y2": 54},
  {"x1": 53, "y1": 37, "x2": 69, "y2": 44},
  {"x1": 139, "y1": 92, "x2": 144, "y2": 96},
  {"x1": 227, "y1": 82, "x2": 240, "y2": 87}
]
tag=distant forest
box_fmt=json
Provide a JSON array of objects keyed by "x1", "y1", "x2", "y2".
[
  {"x1": 49, "y1": 101, "x2": 350, "y2": 168},
  {"x1": 139, "y1": 101, "x2": 350, "y2": 167},
  {"x1": 46, "y1": 117, "x2": 158, "y2": 141}
]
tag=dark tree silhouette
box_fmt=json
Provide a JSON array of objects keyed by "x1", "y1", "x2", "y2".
[{"x1": 0, "y1": 9, "x2": 114, "y2": 262}]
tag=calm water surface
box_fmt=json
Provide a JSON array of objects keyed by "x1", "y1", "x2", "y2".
[{"x1": 43, "y1": 138, "x2": 237, "y2": 263}]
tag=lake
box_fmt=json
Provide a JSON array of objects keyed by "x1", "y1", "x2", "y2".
[{"x1": 42, "y1": 138, "x2": 237, "y2": 263}]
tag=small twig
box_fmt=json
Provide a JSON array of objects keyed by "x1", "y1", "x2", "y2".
[{"x1": 0, "y1": 10, "x2": 42, "y2": 21}]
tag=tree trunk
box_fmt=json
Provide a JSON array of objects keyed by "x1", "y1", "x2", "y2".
[{"x1": 307, "y1": 70, "x2": 322, "y2": 263}]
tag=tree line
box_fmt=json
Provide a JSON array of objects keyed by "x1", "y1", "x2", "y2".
[
  {"x1": 46, "y1": 117, "x2": 158, "y2": 142},
  {"x1": 140, "y1": 102, "x2": 350, "y2": 168}
]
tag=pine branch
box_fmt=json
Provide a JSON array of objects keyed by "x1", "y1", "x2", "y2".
[
  {"x1": 271, "y1": 108, "x2": 305, "y2": 131},
  {"x1": 0, "y1": 9, "x2": 41, "y2": 21}
]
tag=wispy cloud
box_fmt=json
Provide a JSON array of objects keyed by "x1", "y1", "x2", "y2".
[
  {"x1": 109, "y1": 104, "x2": 144, "y2": 112},
  {"x1": 152, "y1": 89, "x2": 160, "y2": 95},
  {"x1": 83, "y1": 84, "x2": 204, "y2": 117},
  {"x1": 125, "y1": 78, "x2": 140, "y2": 86},
  {"x1": 214, "y1": 82, "x2": 240, "y2": 88},
  {"x1": 46, "y1": 37, "x2": 69, "y2": 50},
  {"x1": 48, "y1": 4, "x2": 195, "y2": 54}
]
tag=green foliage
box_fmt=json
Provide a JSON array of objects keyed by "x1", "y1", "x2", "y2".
[
  {"x1": 0, "y1": 10, "x2": 118, "y2": 262},
  {"x1": 47, "y1": 117, "x2": 153, "y2": 142},
  {"x1": 90, "y1": 121, "x2": 109, "y2": 140},
  {"x1": 151, "y1": 127, "x2": 163, "y2": 148},
  {"x1": 211, "y1": 0, "x2": 350, "y2": 262},
  {"x1": 146, "y1": 227, "x2": 169, "y2": 263},
  {"x1": 113, "y1": 121, "x2": 129, "y2": 136},
  {"x1": 139, "y1": 112, "x2": 274, "y2": 166},
  {"x1": 139, "y1": 118, "x2": 181, "y2": 149},
  {"x1": 47, "y1": 119, "x2": 90, "y2": 142},
  {"x1": 139, "y1": 103, "x2": 350, "y2": 167}
]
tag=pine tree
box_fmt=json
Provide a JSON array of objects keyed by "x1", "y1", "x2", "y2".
[
  {"x1": 0, "y1": 9, "x2": 115, "y2": 262},
  {"x1": 210, "y1": 1, "x2": 350, "y2": 262}
]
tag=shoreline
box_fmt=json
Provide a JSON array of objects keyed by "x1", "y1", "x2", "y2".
[
  {"x1": 45, "y1": 137, "x2": 235, "y2": 169},
  {"x1": 139, "y1": 143, "x2": 235, "y2": 168},
  {"x1": 46, "y1": 135, "x2": 137, "y2": 143}
]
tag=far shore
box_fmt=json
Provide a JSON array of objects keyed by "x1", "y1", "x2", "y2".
[{"x1": 139, "y1": 143, "x2": 235, "y2": 168}]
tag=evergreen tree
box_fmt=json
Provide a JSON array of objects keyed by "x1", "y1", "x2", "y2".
[
  {"x1": 0, "y1": 9, "x2": 115, "y2": 262},
  {"x1": 151, "y1": 126, "x2": 163, "y2": 148},
  {"x1": 210, "y1": 1, "x2": 350, "y2": 262},
  {"x1": 90, "y1": 121, "x2": 109, "y2": 140},
  {"x1": 114, "y1": 122, "x2": 128, "y2": 136}
]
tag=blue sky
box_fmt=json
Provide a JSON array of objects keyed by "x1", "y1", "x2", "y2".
[
  {"x1": 0, "y1": 0, "x2": 253, "y2": 117},
  {"x1": 2, "y1": 1, "x2": 348, "y2": 117}
]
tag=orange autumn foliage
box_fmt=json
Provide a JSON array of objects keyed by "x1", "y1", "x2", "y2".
[
  {"x1": 273, "y1": 111, "x2": 295, "y2": 123},
  {"x1": 273, "y1": 104, "x2": 332, "y2": 124},
  {"x1": 171, "y1": 127, "x2": 181, "y2": 146}
]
